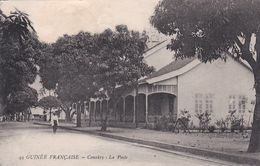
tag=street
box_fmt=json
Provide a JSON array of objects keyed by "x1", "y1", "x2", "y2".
[{"x1": 0, "y1": 123, "x2": 239, "y2": 166}]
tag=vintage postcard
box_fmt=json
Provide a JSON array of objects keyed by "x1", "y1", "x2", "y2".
[{"x1": 0, "y1": 0, "x2": 260, "y2": 165}]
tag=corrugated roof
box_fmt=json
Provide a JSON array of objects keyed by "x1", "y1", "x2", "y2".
[
  {"x1": 144, "y1": 40, "x2": 167, "y2": 53},
  {"x1": 139, "y1": 57, "x2": 196, "y2": 84},
  {"x1": 148, "y1": 57, "x2": 196, "y2": 79}
]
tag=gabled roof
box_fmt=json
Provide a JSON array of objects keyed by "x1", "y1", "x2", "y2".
[
  {"x1": 148, "y1": 57, "x2": 196, "y2": 79},
  {"x1": 139, "y1": 57, "x2": 199, "y2": 84},
  {"x1": 140, "y1": 40, "x2": 253, "y2": 85},
  {"x1": 144, "y1": 40, "x2": 167, "y2": 53}
]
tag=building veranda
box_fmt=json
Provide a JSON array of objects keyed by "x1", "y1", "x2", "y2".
[{"x1": 85, "y1": 40, "x2": 255, "y2": 129}]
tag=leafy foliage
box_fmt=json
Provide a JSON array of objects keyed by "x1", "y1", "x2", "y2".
[
  {"x1": 38, "y1": 96, "x2": 61, "y2": 110},
  {"x1": 94, "y1": 25, "x2": 154, "y2": 131},
  {"x1": 215, "y1": 119, "x2": 228, "y2": 132},
  {"x1": 0, "y1": 8, "x2": 39, "y2": 115},
  {"x1": 6, "y1": 86, "x2": 38, "y2": 114},
  {"x1": 37, "y1": 32, "x2": 100, "y2": 123},
  {"x1": 96, "y1": 25, "x2": 154, "y2": 103},
  {"x1": 151, "y1": 0, "x2": 260, "y2": 152},
  {"x1": 38, "y1": 25, "x2": 153, "y2": 127},
  {"x1": 151, "y1": 0, "x2": 260, "y2": 64},
  {"x1": 0, "y1": 8, "x2": 35, "y2": 42},
  {"x1": 41, "y1": 32, "x2": 99, "y2": 102},
  {"x1": 37, "y1": 43, "x2": 60, "y2": 90},
  {"x1": 195, "y1": 110, "x2": 212, "y2": 132}
]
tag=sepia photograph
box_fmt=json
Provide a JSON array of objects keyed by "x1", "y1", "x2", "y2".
[{"x1": 0, "y1": 0, "x2": 260, "y2": 165}]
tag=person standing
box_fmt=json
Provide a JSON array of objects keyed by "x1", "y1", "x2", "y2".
[{"x1": 51, "y1": 112, "x2": 59, "y2": 134}]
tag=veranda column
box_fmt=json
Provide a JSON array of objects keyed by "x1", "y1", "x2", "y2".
[
  {"x1": 107, "y1": 99, "x2": 111, "y2": 120},
  {"x1": 133, "y1": 95, "x2": 136, "y2": 123},
  {"x1": 88, "y1": 102, "x2": 91, "y2": 118},
  {"x1": 145, "y1": 94, "x2": 148, "y2": 123},
  {"x1": 88, "y1": 101, "x2": 91, "y2": 126},
  {"x1": 94, "y1": 101, "x2": 96, "y2": 122},
  {"x1": 83, "y1": 101, "x2": 86, "y2": 119},
  {"x1": 76, "y1": 101, "x2": 81, "y2": 127},
  {"x1": 100, "y1": 100, "x2": 103, "y2": 120}
]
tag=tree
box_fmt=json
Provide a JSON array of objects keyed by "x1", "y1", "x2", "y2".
[
  {"x1": 96, "y1": 25, "x2": 154, "y2": 131},
  {"x1": 36, "y1": 43, "x2": 73, "y2": 121},
  {"x1": 151, "y1": 0, "x2": 260, "y2": 152},
  {"x1": 38, "y1": 32, "x2": 100, "y2": 126},
  {"x1": 37, "y1": 43, "x2": 60, "y2": 90},
  {"x1": 38, "y1": 26, "x2": 153, "y2": 129},
  {"x1": 0, "y1": 9, "x2": 35, "y2": 43},
  {"x1": 38, "y1": 96, "x2": 61, "y2": 121},
  {"x1": 6, "y1": 86, "x2": 38, "y2": 121},
  {"x1": 0, "y1": 8, "x2": 38, "y2": 116},
  {"x1": 54, "y1": 32, "x2": 100, "y2": 127}
]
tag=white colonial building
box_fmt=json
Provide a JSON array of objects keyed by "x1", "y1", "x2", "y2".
[{"x1": 88, "y1": 40, "x2": 255, "y2": 128}]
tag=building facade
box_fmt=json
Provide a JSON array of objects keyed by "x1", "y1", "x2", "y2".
[{"x1": 88, "y1": 40, "x2": 255, "y2": 128}]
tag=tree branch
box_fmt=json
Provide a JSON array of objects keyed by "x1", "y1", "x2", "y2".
[
  {"x1": 235, "y1": 37, "x2": 243, "y2": 49},
  {"x1": 235, "y1": 35, "x2": 257, "y2": 70},
  {"x1": 255, "y1": 32, "x2": 260, "y2": 64}
]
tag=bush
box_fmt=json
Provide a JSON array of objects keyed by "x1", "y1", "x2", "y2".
[
  {"x1": 216, "y1": 119, "x2": 228, "y2": 133},
  {"x1": 208, "y1": 125, "x2": 216, "y2": 133},
  {"x1": 153, "y1": 117, "x2": 161, "y2": 130},
  {"x1": 231, "y1": 119, "x2": 244, "y2": 133},
  {"x1": 153, "y1": 115, "x2": 171, "y2": 131},
  {"x1": 220, "y1": 127, "x2": 227, "y2": 133},
  {"x1": 226, "y1": 110, "x2": 245, "y2": 133},
  {"x1": 143, "y1": 123, "x2": 154, "y2": 130},
  {"x1": 195, "y1": 110, "x2": 212, "y2": 132},
  {"x1": 179, "y1": 109, "x2": 191, "y2": 127},
  {"x1": 239, "y1": 125, "x2": 244, "y2": 133},
  {"x1": 151, "y1": 114, "x2": 177, "y2": 131},
  {"x1": 167, "y1": 123, "x2": 175, "y2": 132}
]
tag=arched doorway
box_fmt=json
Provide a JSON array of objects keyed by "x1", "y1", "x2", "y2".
[
  {"x1": 148, "y1": 93, "x2": 176, "y2": 122},
  {"x1": 90, "y1": 101, "x2": 95, "y2": 121},
  {"x1": 96, "y1": 101, "x2": 101, "y2": 121},
  {"x1": 125, "y1": 95, "x2": 134, "y2": 122},
  {"x1": 101, "y1": 100, "x2": 108, "y2": 120},
  {"x1": 115, "y1": 98, "x2": 124, "y2": 122}
]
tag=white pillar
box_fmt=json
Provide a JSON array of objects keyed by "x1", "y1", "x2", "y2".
[
  {"x1": 100, "y1": 100, "x2": 103, "y2": 120},
  {"x1": 94, "y1": 101, "x2": 96, "y2": 122},
  {"x1": 145, "y1": 94, "x2": 148, "y2": 123},
  {"x1": 83, "y1": 101, "x2": 86, "y2": 118},
  {"x1": 88, "y1": 102, "x2": 91, "y2": 117},
  {"x1": 107, "y1": 100, "x2": 109, "y2": 117}
]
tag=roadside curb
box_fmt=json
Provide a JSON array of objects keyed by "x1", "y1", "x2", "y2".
[{"x1": 33, "y1": 122, "x2": 260, "y2": 166}]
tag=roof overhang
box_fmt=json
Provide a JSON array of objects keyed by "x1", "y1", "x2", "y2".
[{"x1": 145, "y1": 59, "x2": 201, "y2": 84}]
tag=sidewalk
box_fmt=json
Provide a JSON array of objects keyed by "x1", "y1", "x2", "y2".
[{"x1": 34, "y1": 121, "x2": 260, "y2": 165}]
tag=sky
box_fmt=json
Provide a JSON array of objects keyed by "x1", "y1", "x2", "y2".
[
  {"x1": 1, "y1": 0, "x2": 159, "y2": 43},
  {"x1": 1, "y1": 0, "x2": 160, "y2": 97}
]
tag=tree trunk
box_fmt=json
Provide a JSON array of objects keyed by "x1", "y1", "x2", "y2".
[
  {"x1": 0, "y1": 96, "x2": 5, "y2": 116},
  {"x1": 60, "y1": 105, "x2": 72, "y2": 122},
  {"x1": 101, "y1": 100, "x2": 109, "y2": 131},
  {"x1": 49, "y1": 108, "x2": 52, "y2": 121},
  {"x1": 248, "y1": 75, "x2": 260, "y2": 152},
  {"x1": 76, "y1": 102, "x2": 81, "y2": 127},
  {"x1": 70, "y1": 111, "x2": 76, "y2": 121},
  {"x1": 65, "y1": 111, "x2": 72, "y2": 122}
]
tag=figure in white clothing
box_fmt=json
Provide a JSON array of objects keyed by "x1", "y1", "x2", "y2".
[{"x1": 51, "y1": 112, "x2": 59, "y2": 134}]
